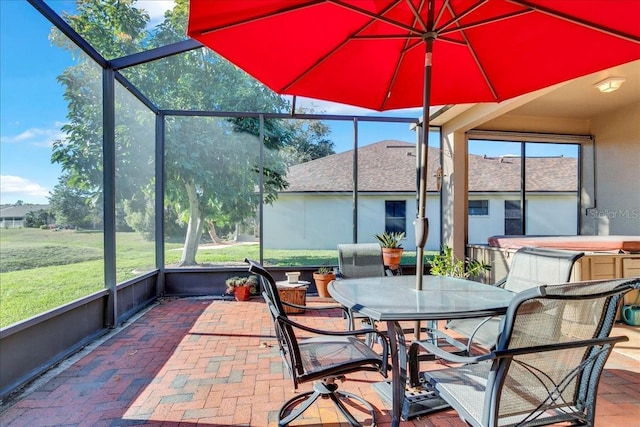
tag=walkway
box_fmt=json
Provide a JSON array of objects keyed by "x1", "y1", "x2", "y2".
[{"x1": 1, "y1": 296, "x2": 638, "y2": 426}]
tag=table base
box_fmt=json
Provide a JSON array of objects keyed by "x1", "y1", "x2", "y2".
[{"x1": 371, "y1": 380, "x2": 449, "y2": 420}]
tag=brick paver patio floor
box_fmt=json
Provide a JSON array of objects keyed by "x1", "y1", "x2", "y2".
[{"x1": 1, "y1": 296, "x2": 638, "y2": 426}]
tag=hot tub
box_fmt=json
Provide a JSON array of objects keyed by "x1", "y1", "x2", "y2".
[{"x1": 468, "y1": 235, "x2": 640, "y2": 321}]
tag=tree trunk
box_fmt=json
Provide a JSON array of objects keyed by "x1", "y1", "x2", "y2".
[
  {"x1": 207, "y1": 219, "x2": 223, "y2": 243},
  {"x1": 179, "y1": 181, "x2": 202, "y2": 266}
]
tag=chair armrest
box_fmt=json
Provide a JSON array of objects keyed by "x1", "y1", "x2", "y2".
[
  {"x1": 411, "y1": 334, "x2": 628, "y2": 375},
  {"x1": 410, "y1": 339, "x2": 493, "y2": 366},
  {"x1": 280, "y1": 314, "x2": 379, "y2": 338},
  {"x1": 281, "y1": 299, "x2": 348, "y2": 313},
  {"x1": 494, "y1": 276, "x2": 508, "y2": 288},
  {"x1": 463, "y1": 315, "x2": 494, "y2": 354},
  {"x1": 491, "y1": 335, "x2": 628, "y2": 359},
  {"x1": 278, "y1": 315, "x2": 389, "y2": 374},
  {"x1": 279, "y1": 300, "x2": 354, "y2": 329}
]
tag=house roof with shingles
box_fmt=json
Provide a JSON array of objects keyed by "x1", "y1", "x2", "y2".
[
  {"x1": 0, "y1": 204, "x2": 50, "y2": 219},
  {"x1": 283, "y1": 140, "x2": 577, "y2": 193}
]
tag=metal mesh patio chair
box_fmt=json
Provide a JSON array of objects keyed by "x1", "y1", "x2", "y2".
[
  {"x1": 245, "y1": 258, "x2": 389, "y2": 427},
  {"x1": 410, "y1": 277, "x2": 640, "y2": 427},
  {"x1": 337, "y1": 243, "x2": 387, "y2": 336},
  {"x1": 444, "y1": 247, "x2": 584, "y2": 353},
  {"x1": 337, "y1": 243, "x2": 386, "y2": 279}
]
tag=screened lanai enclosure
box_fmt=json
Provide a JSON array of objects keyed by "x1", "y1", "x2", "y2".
[
  {"x1": 0, "y1": 0, "x2": 422, "y2": 399},
  {"x1": 1, "y1": 0, "x2": 638, "y2": 401}
]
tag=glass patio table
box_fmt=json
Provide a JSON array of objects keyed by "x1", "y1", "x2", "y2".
[{"x1": 329, "y1": 275, "x2": 515, "y2": 427}]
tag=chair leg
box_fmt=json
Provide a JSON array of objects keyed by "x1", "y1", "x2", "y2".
[
  {"x1": 279, "y1": 390, "x2": 321, "y2": 426},
  {"x1": 330, "y1": 389, "x2": 377, "y2": 426},
  {"x1": 278, "y1": 378, "x2": 377, "y2": 426}
]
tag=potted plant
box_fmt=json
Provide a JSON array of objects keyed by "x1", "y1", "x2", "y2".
[
  {"x1": 225, "y1": 275, "x2": 258, "y2": 301},
  {"x1": 374, "y1": 231, "x2": 405, "y2": 270},
  {"x1": 428, "y1": 244, "x2": 491, "y2": 280},
  {"x1": 312, "y1": 266, "x2": 336, "y2": 298}
]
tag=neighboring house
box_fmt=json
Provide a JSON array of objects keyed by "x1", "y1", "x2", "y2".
[
  {"x1": 263, "y1": 140, "x2": 577, "y2": 250},
  {"x1": 0, "y1": 204, "x2": 51, "y2": 229}
]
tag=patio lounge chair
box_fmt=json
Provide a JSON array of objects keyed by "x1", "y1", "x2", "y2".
[
  {"x1": 444, "y1": 246, "x2": 584, "y2": 354},
  {"x1": 245, "y1": 258, "x2": 389, "y2": 427},
  {"x1": 411, "y1": 277, "x2": 640, "y2": 427}
]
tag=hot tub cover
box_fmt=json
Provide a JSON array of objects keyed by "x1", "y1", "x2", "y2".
[{"x1": 487, "y1": 235, "x2": 640, "y2": 253}]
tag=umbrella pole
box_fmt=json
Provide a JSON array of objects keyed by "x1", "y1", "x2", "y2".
[
  {"x1": 414, "y1": 19, "x2": 436, "y2": 338},
  {"x1": 415, "y1": 33, "x2": 435, "y2": 290}
]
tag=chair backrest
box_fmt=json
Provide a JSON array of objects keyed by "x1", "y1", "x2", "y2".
[
  {"x1": 246, "y1": 258, "x2": 310, "y2": 388},
  {"x1": 503, "y1": 246, "x2": 584, "y2": 293},
  {"x1": 337, "y1": 243, "x2": 385, "y2": 278},
  {"x1": 487, "y1": 277, "x2": 639, "y2": 426}
]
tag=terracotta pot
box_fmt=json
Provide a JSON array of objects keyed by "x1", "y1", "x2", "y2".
[
  {"x1": 234, "y1": 285, "x2": 251, "y2": 301},
  {"x1": 382, "y1": 248, "x2": 404, "y2": 270},
  {"x1": 313, "y1": 272, "x2": 336, "y2": 298}
]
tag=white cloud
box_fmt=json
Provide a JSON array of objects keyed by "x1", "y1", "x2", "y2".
[
  {"x1": 0, "y1": 125, "x2": 67, "y2": 148},
  {"x1": 137, "y1": 0, "x2": 175, "y2": 28},
  {"x1": 0, "y1": 175, "x2": 50, "y2": 204}
]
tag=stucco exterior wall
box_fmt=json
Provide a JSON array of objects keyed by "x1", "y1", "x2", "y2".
[
  {"x1": 264, "y1": 192, "x2": 577, "y2": 250},
  {"x1": 264, "y1": 193, "x2": 442, "y2": 250},
  {"x1": 584, "y1": 103, "x2": 640, "y2": 235}
]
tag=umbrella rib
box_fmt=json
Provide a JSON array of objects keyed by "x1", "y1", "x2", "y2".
[
  {"x1": 509, "y1": 0, "x2": 640, "y2": 43},
  {"x1": 444, "y1": 2, "x2": 500, "y2": 101},
  {"x1": 281, "y1": 36, "x2": 352, "y2": 93},
  {"x1": 381, "y1": 0, "x2": 430, "y2": 110},
  {"x1": 433, "y1": 0, "x2": 450, "y2": 29},
  {"x1": 439, "y1": 9, "x2": 534, "y2": 36},
  {"x1": 194, "y1": 0, "x2": 323, "y2": 36},
  {"x1": 460, "y1": 32, "x2": 499, "y2": 101},
  {"x1": 436, "y1": 0, "x2": 490, "y2": 33},
  {"x1": 329, "y1": 0, "x2": 423, "y2": 36},
  {"x1": 352, "y1": 34, "x2": 422, "y2": 40},
  {"x1": 283, "y1": 0, "x2": 420, "y2": 99},
  {"x1": 404, "y1": 0, "x2": 427, "y2": 32}
]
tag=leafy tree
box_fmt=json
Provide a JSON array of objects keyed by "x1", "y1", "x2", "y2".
[
  {"x1": 278, "y1": 112, "x2": 335, "y2": 165},
  {"x1": 51, "y1": 0, "x2": 150, "y2": 199},
  {"x1": 48, "y1": 175, "x2": 100, "y2": 229},
  {"x1": 49, "y1": 0, "x2": 333, "y2": 265},
  {"x1": 24, "y1": 209, "x2": 52, "y2": 228}
]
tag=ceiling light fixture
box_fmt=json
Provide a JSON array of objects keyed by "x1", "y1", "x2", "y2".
[{"x1": 594, "y1": 77, "x2": 626, "y2": 93}]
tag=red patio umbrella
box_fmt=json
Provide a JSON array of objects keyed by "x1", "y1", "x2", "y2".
[{"x1": 187, "y1": 0, "x2": 640, "y2": 289}]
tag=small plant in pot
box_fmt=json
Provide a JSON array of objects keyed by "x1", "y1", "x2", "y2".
[
  {"x1": 225, "y1": 275, "x2": 258, "y2": 301},
  {"x1": 374, "y1": 231, "x2": 405, "y2": 271},
  {"x1": 429, "y1": 244, "x2": 491, "y2": 280},
  {"x1": 312, "y1": 266, "x2": 336, "y2": 298}
]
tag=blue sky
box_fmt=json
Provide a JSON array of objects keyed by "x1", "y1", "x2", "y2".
[
  {"x1": 0, "y1": 1, "x2": 425, "y2": 205},
  {"x1": 0, "y1": 1, "x2": 575, "y2": 205}
]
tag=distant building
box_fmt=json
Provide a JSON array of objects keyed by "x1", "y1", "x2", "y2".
[
  {"x1": 264, "y1": 140, "x2": 578, "y2": 250},
  {"x1": 0, "y1": 204, "x2": 51, "y2": 229}
]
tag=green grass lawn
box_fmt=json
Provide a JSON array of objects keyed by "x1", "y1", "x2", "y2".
[{"x1": 0, "y1": 228, "x2": 423, "y2": 328}]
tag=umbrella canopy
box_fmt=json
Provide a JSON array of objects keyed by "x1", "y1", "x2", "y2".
[
  {"x1": 187, "y1": 0, "x2": 639, "y2": 110},
  {"x1": 187, "y1": 0, "x2": 640, "y2": 287}
]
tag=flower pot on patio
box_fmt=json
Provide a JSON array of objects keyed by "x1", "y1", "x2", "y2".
[
  {"x1": 313, "y1": 269, "x2": 336, "y2": 298},
  {"x1": 226, "y1": 276, "x2": 258, "y2": 301},
  {"x1": 382, "y1": 247, "x2": 404, "y2": 270},
  {"x1": 374, "y1": 231, "x2": 405, "y2": 270},
  {"x1": 234, "y1": 285, "x2": 252, "y2": 301}
]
